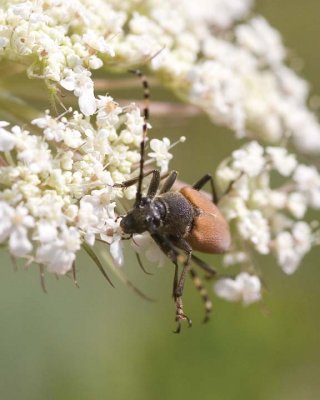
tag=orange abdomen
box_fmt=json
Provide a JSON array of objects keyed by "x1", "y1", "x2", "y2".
[{"x1": 180, "y1": 187, "x2": 231, "y2": 254}]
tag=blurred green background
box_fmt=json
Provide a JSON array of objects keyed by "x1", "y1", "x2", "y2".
[{"x1": 1, "y1": 1, "x2": 320, "y2": 399}]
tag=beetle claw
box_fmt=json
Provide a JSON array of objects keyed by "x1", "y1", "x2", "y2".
[
  {"x1": 173, "y1": 317, "x2": 192, "y2": 334},
  {"x1": 173, "y1": 322, "x2": 181, "y2": 334}
]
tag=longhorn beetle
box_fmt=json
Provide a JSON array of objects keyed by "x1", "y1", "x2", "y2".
[{"x1": 115, "y1": 70, "x2": 231, "y2": 333}]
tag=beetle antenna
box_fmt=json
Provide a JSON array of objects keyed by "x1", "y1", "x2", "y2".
[{"x1": 128, "y1": 69, "x2": 150, "y2": 205}]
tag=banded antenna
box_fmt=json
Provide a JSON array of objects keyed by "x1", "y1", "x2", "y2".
[{"x1": 128, "y1": 69, "x2": 150, "y2": 206}]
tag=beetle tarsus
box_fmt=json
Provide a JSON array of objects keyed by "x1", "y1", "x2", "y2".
[{"x1": 173, "y1": 296, "x2": 192, "y2": 333}]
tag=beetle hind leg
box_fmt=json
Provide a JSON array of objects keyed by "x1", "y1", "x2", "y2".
[
  {"x1": 192, "y1": 173, "x2": 218, "y2": 204},
  {"x1": 191, "y1": 254, "x2": 217, "y2": 278},
  {"x1": 189, "y1": 268, "x2": 212, "y2": 323}
]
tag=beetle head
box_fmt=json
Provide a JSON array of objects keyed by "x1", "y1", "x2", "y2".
[{"x1": 120, "y1": 197, "x2": 156, "y2": 234}]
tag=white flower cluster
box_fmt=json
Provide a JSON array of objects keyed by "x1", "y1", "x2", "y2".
[
  {"x1": 0, "y1": 0, "x2": 123, "y2": 115},
  {"x1": 1, "y1": 1, "x2": 320, "y2": 153},
  {"x1": 212, "y1": 141, "x2": 320, "y2": 305},
  {"x1": 214, "y1": 272, "x2": 261, "y2": 306},
  {"x1": 0, "y1": 0, "x2": 319, "y2": 309},
  {"x1": 0, "y1": 99, "x2": 173, "y2": 274},
  {"x1": 216, "y1": 141, "x2": 319, "y2": 276},
  {"x1": 113, "y1": 1, "x2": 320, "y2": 154}
]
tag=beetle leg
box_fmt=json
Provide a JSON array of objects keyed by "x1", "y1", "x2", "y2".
[
  {"x1": 170, "y1": 238, "x2": 193, "y2": 331},
  {"x1": 147, "y1": 170, "x2": 161, "y2": 197},
  {"x1": 218, "y1": 171, "x2": 244, "y2": 202},
  {"x1": 159, "y1": 170, "x2": 178, "y2": 194},
  {"x1": 192, "y1": 173, "x2": 218, "y2": 204},
  {"x1": 173, "y1": 256, "x2": 192, "y2": 329},
  {"x1": 113, "y1": 169, "x2": 159, "y2": 189},
  {"x1": 172, "y1": 261, "x2": 179, "y2": 299},
  {"x1": 173, "y1": 238, "x2": 215, "y2": 324},
  {"x1": 151, "y1": 233, "x2": 192, "y2": 331},
  {"x1": 174, "y1": 296, "x2": 192, "y2": 334},
  {"x1": 170, "y1": 237, "x2": 192, "y2": 298},
  {"x1": 114, "y1": 169, "x2": 171, "y2": 201},
  {"x1": 150, "y1": 233, "x2": 179, "y2": 297},
  {"x1": 191, "y1": 254, "x2": 217, "y2": 277},
  {"x1": 189, "y1": 268, "x2": 212, "y2": 323}
]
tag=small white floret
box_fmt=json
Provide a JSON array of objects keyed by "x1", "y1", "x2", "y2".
[{"x1": 214, "y1": 272, "x2": 262, "y2": 305}]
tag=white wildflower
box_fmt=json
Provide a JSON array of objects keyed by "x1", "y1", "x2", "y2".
[
  {"x1": 36, "y1": 226, "x2": 81, "y2": 274},
  {"x1": 0, "y1": 0, "x2": 319, "y2": 154},
  {"x1": 266, "y1": 147, "x2": 297, "y2": 176},
  {"x1": 0, "y1": 121, "x2": 16, "y2": 151},
  {"x1": 33, "y1": 220, "x2": 58, "y2": 243},
  {"x1": 0, "y1": 202, "x2": 34, "y2": 257},
  {"x1": 83, "y1": 30, "x2": 115, "y2": 56},
  {"x1": 0, "y1": 94, "x2": 172, "y2": 272},
  {"x1": 273, "y1": 222, "x2": 312, "y2": 275},
  {"x1": 217, "y1": 141, "x2": 319, "y2": 274},
  {"x1": 96, "y1": 96, "x2": 122, "y2": 126},
  {"x1": 293, "y1": 165, "x2": 320, "y2": 208},
  {"x1": 286, "y1": 192, "x2": 307, "y2": 219},
  {"x1": 214, "y1": 273, "x2": 262, "y2": 305},
  {"x1": 60, "y1": 67, "x2": 96, "y2": 116},
  {"x1": 235, "y1": 17, "x2": 285, "y2": 67},
  {"x1": 148, "y1": 138, "x2": 173, "y2": 173},
  {"x1": 32, "y1": 113, "x2": 66, "y2": 142},
  {"x1": 232, "y1": 141, "x2": 265, "y2": 177},
  {"x1": 100, "y1": 218, "x2": 124, "y2": 266},
  {"x1": 237, "y1": 209, "x2": 271, "y2": 254},
  {"x1": 188, "y1": 61, "x2": 246, "y2": 136},
  {"x1": 179, "y1": 0, "x2": 252, "y2": 29},
  {"x1": 223, "y1": 251, "x2": 248, "y2": 267}
]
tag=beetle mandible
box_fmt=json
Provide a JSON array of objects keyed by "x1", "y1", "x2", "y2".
[{"x1": 115, "y1": 70, "x2": 231, "y2": 333}]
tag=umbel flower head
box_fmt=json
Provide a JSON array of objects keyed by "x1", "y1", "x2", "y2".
[
  {"x1": 0, "y1": 0, "x2": 319, "y2": 309},
  {"x1": 0, "y1": 103, "x2": 174, "y2": 274},
  {"x1": 1, "y1": 0, "x2": 320, "y2": 152}
]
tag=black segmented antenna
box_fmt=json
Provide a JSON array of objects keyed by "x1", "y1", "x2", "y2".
[{"x1": 128, "y1": 69, "x2": 150, "y2": 205}]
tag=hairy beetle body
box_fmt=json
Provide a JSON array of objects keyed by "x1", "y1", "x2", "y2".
[
  {"x1": 117, "y1": 69, "x2": 232, "y2": 331},
  {"x1": 119, "y1": 169, "x2": 231, "y2": 332},
  {"x1": 157, "y1": 192, "x2": 194, "y2": 237}
]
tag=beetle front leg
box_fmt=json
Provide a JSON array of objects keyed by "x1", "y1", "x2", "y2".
[
  {"x1": 159, "y1": 170, "x2": 178, "y2": 194},
  {"x1": 151, "y1": 233, "x2": 180, "y2": 298},
  {"x1": 173, "y1": 242, "x2": 215, "y2": 324},
  {"x1": 151, "y1": 234, "x2": 192, "y2": 332},
  {"x1": 170, "y1": 237, "x2": 192, "y2": 299},
  {"x1": 113, "y1": 169, "x2": 159, "y2": 190},
  {"x1": 170, "y1": 238, "x2": 193, "y2": 332}
]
